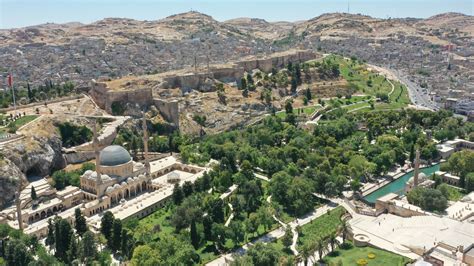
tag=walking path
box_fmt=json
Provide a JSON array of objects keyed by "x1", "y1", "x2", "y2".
[
  {"x1": 206, "y1": 202, "x2": 338, "y2": 266},
  {"x1": 224, "y1": 203, "x2": 234, "y2": 227},
  {"x1": 254, "y1": 173, "x2": 269, "y2": 182}
]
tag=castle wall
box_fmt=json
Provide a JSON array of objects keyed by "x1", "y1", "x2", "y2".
[{"x1": 154, "y1": 99, "x2": 180, "y2": 127}]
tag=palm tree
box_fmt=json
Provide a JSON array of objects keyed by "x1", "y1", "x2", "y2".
[
  {"x1": 328, "y1": 232, "x2": 338, "y2": 253},
  {"x1": 339, "y1": 219, "x2": 350, "y2": 243},
  {"x1": 301, "y1": 242, "x2": 313, "y2": 266},
  {"x1": 314, "y1": 238, "x2": 327, "y2": 262}
]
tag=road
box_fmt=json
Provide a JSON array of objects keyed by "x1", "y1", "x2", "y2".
[{"x1": 391, "y1": 69, "x2": 439, "y2": 111}]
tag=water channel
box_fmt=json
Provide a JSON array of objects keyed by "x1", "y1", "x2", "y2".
[{"x1": 364, "y1": 164, "x2": 440, "y2": 203}]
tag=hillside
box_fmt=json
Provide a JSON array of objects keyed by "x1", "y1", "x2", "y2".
[{"x1": 0, "y1": 12, "x2": 472, "y2": 98}]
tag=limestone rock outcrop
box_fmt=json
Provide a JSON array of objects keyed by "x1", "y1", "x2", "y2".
[{"x1": 0, "y1": 117, "x2": 66, "y2": 206}]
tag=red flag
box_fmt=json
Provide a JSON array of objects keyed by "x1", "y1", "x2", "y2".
[{"x1": 7, "y1": 74, "x2": 12, "y2": 87}]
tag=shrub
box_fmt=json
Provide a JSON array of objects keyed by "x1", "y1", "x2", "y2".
[
  {"x1": 357, "y1": 258, "x2": 368, "y2": 265},
  {"x1": 368, "y1": 253, "x2": 376, "y2": 259}
]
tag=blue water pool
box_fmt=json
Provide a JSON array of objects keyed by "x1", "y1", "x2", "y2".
[{"x1": 363, "y1": 164, "x2": 440, "y2": 203}]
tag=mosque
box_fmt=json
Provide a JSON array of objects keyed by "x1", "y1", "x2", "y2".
[{"x1": 0, "y1": 115, "x2": 207, "y2": 237}]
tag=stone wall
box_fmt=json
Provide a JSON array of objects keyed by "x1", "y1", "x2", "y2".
[
  {"x1": 154, "y1": 99, "x2": 179, "y2": 128},
  {"x1": 90, "y1": 80, "x2": 153, "y2": 113},
  {"x1": 236, "y1": 50, "x2": 317, "y2": 73},
  {"x1": 158, "y1": 49, "x2": 317, "y2": 92}
]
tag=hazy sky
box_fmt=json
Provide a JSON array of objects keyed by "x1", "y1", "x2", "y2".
[{"x1": 0, "y1": 0, "x2": 472, "y2": 29}]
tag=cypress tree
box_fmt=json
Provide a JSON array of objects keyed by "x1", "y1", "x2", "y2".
[
  {"x1": 100, "y1": 211, "x2": 114, "y2": 242},
  {"x1": 190, "y1": 219, "x2": 199, "y2": 249},
  {"x1": 172, "y1": 184, "x2": 184, "y2": 205},
  {"x1": 46, "y1": 218, "x2": 55, "y2": 248},
  {"x1": 55, "y1": 219, "x2": 72, "y2": 262},
  {"x1": 79, "y1": 231, "x2": 97, "y2": 263},
  {"x1": 31, "y1": 186, "x2": 37, "y2": 201},
  {"x1": 27, "y1": 82, "x2": 33, "y2": 101},
  {"x1": 74, "y1": 208, "x2": 87, "y2": 236},
  {"x1": 203, "y1": 216, "x2": 213, "y2": 241},
  {"x1": 67, "y1": 234, "x2": 78, "y2": 264},
  {"x1": 240, "y1": 77, "x2": 247, "y2": 91},
  {"x1": 111, "y1": 219, "x2": 122, "y2": 252}
]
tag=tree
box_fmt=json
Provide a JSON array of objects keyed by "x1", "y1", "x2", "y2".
[
  {"x1": 305, "y1": 88, "x2": 312, "y2": 101},
  {"x1": 46, "y1": 218, "x2": 55, "y2": 248},
  {"x1": 121, "y1": 229, "x2": 134, "y2": 260},
  {"x1": 300, "y1": 242, "x2": 313, "y2": 266},
  {"x1": 294, "y1": 64, "x2": 302, "y2": 85},
  {"x1": 203, "y1": 215, "x2": 213, "y2": 241},
  {"x1": 328, "y1": 232, "x2": 338, "y2": 253},
  {"x1": 208, "y1": 198, "x2": 225, "y2": 223},
  {"x1": 285, "y1": 100, "x2": 293, "y2": 114},
  {"x1": 182, "y1": 181, "x2": 194, "y2": 197},
  {"x1": 240, "y1": 77, "x2": 247, "y2": 90},
  {"x1": 282, "y1": 226, "x2": 293, "y2": 250},
  {"x1": 100, "y1": 211, "x2": 114, "y2": 242},
  {"x1": 55, "y1": 218, "x2": 73, "y2": 262},
  {"x1": 465, "y1": 172, "x2": 474, "y2": 193},
  {"x1": 74, "y1": 208, "x2": 87, "y2": 236},
  {"x1": 407, "y1": 187, "x2": 448, "y2": 212},
  {"x1": 79, "y1": 231, "x2": 97, "y2": 264},
  {"x1": 339, "y1": 219, "x2": 350, "y2": 243},
  {"x1": 290, "y1": 78, "x2": 297, "y2": 94},
  {"x1": 27, "y1": 82, "x2": 33, "y2": 101},
  {"x1": 31, "y1": 186, "x2": 37, "y2": 201},
  {"x1": 190, "y1": 219, "x2": 199, "y2": 249},
  {"x1": 111, "y1": 219, "x2": 123, "y2": 252},
  {"x1": 193, "y1": 114, "x2": 206, "y2": 132},
  {"x1": 172, "y1": 184, "x2": 184, "y2": 205},
  {"x1": 67, "y1": 234, "x2": 78, "y2": 264},
  {"x1": 4, "y1": 239, "x2": 33, "y2": 266},
  {"x1": 246, "y1": 242, "x2": 282, "y2": 266},
  {"x1": 314, "y1": 238, "x2": 327, "y2": 262},
  {"x1": 131, "y1": 245, "x2": 162, "y2": 266}
]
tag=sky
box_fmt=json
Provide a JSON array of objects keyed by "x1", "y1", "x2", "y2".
[{"x1": 0, "y1": 0, "x2": 472, "y2": 29}]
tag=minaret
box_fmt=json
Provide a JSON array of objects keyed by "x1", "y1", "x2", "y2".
[
  {"x1": 15, "y1": 190, "x2": 23, "y2": 230},
  {"x1": 142, "y1": 112, "x2": 150, "y2": 176},
  {"x1": 93, "y1": 121, "x2": 102, "y2": 188},
  {"x1": 413, "y1": 149, "x2": 420, "y2": 187}
]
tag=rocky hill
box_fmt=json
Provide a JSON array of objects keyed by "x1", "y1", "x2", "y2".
[{"x1": 0, "y1": 11, "x2": 472, "y2": 97}]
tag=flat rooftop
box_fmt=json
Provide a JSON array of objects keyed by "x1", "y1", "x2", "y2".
[{"x1": 350, "y1": 213, "x2": 474, "y2": 254}]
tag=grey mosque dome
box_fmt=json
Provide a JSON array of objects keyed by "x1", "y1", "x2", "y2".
[{"x1": 99, "y1": 145, "x2": 132, "y2": 166}]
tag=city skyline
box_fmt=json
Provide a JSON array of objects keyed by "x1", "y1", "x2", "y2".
[{"x1": 1, "y1": 0, "x2": 472, "y2": 29}]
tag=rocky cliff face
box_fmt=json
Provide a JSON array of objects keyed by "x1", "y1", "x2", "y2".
[
  {"x1": 0, "y1": 157, "x2": 26, "y2": 207},
  {"x1": 0, "y1": 117, "x2": 66, "y2": 206}
]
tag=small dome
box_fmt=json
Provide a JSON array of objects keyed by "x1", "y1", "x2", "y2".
[
  {"x1": 167, "y1": 172, "x2": 180, "y2": 180},
  {"x1": 84, "y1": 170, "x2": 93, "y2": 176},
  {"x1": 106, "y1": 187, "x2": 114, "y2": 193},
  {"x1": 408, "y1": 172, "x2": 428, "y2": 184},
  {"x1": 113, "y1": 184, "x2": 121, "y2": 189},
  {"x1": 127, "y1": 177, "x2": 134, "y2": 183},
  {"x1": 419, "y1": 173, "x2": 427, "y2": 180},
  {"x1": 101, "y1": 174, "x2": 111, "y2": 181},
  {"x1": 461, "y1": 195, "x2": 472, "y2": 203},
  {"x1": 99, "y1": 145, "x2": 132, "y2": 166},
  {"x1": 121, "y1": 182, "x2": 127, "y2": 186}
]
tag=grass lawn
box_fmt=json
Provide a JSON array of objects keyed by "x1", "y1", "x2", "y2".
[
  {"x1": 297, "y1": 206, "x2": 346, "y2": 251},
  {"x1": 11, "y1": 115, "x2": 38, "y2": 127},
  {"x1": 324, "y1": 242, "x2": 411, "y2": 266},
  {"x1": 276, "y1": 105, "x2": 321, "y2": 119},
  {"x1": 439, "y1": 184, "x2": 466, "y2": 201},
  {"x1": 0, "y1": 115, "x2": 38, "y2": 134},
  {"x1": 343, "y1": 101, "x2": 371, "y2": 111}
]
